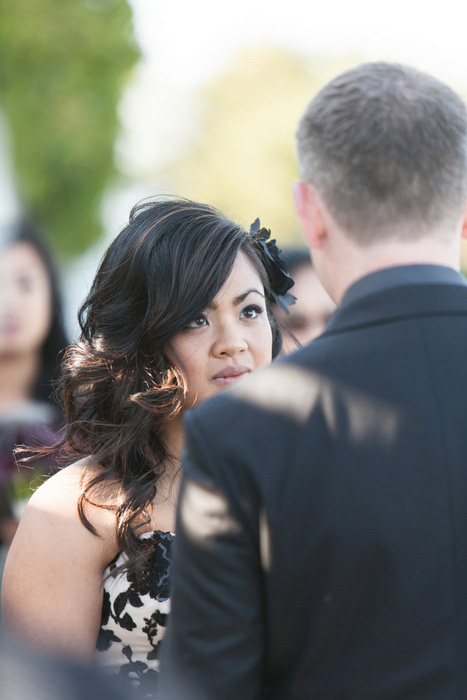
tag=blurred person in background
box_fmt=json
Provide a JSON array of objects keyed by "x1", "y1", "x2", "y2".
[
  {"x1": 277, "y1": 247, "x2": 336, "y2": 353},
  {"x1": 1, "y1": 198, "x2": 293, "y2": 696},
  {"x1": 0, "y1": 220, "x2": 67, "y2": 558}
]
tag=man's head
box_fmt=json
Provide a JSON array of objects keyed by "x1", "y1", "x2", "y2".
[{"x1": 296, "y1": 62, "x2": 467, "y2": 244}]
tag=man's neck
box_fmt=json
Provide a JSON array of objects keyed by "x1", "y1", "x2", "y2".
[{"x1": 329, "y1": 235, "x2": 462, "y2": 305}]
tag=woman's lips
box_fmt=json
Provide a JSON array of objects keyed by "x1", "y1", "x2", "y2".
[{"x1": 211, "y1": 366, "x2": 250, "y2": 385}]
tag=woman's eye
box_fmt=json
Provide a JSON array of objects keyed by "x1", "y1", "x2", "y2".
[
  {"x1": 186, "y1": 315, "x2": 208, "y2": 328},
  {"x1": 240, "y1": 304, "x2": 264, "y2": 320}
]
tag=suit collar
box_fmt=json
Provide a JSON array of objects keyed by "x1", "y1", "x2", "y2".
[
  {"x1": 342, "y1": 264, "x2": 466, "y2": 309},
  {"x1": 322, "y1": 265, "x2": 467, "y2": 337}
]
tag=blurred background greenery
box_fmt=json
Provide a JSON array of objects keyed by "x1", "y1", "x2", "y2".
[
  {"x1": 1, "y1": 0, "x2": 467, "y2": 292},
  {"x1": 157, "y1": 47, "x2": 359, "y2": 245},
  {"x1": 0, "y1": 0, "x2": 138, "y2": 259}
]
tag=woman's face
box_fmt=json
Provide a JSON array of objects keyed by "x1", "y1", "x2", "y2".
[
  {"x1": 168, "y1": 251, "x2": 273, "y2": 408},
  {"x1": 0, "y1": 242, "x2": 53, "y2": 358}
]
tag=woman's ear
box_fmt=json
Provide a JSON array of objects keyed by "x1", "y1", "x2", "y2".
[{"x1": 292, "y1": 181, "x2": 328, "y2": 251}]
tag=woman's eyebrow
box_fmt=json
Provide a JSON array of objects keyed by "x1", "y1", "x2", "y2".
[
  {"x1": 233, "y1": 288, "x2": 265, "y2": 306},
  {"x1": 208, "y1": 288, "x2": 265, "y2": 311}
]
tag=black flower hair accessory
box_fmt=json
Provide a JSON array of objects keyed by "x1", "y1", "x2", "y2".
[{"x1": 249, "y1": 218, "x2": 296, "y2": 314}]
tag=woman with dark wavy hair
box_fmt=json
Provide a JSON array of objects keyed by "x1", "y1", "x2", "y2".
[{"x1": 2, "y1": 197, "x2": 293, "y2": 692}]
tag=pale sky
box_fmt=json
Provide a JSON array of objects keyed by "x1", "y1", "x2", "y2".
[{"x1": 130, "y1": 0, "x2": 467, "y2": 87}]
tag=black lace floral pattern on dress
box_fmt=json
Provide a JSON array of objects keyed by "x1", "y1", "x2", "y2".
[{"x1": 95, "y1": 530, "x2": 174, "y2": 697}]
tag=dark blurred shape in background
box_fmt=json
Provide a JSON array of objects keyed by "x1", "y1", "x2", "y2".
[
  {"x1": 278, "y1": 247, "x2": 336, "y2": 353},
  {"x1": 0, "y1": 641, "x2": 135, "y2": 700}
]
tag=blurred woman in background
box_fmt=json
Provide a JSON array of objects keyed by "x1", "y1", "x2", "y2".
[{"x1": 0, "y1": 220, "x2": 67, "y2": 550}]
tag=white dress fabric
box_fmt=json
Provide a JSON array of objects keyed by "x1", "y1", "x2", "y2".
[{"x1": 95, "y1": 530, "x2": 174, "y2": 697}]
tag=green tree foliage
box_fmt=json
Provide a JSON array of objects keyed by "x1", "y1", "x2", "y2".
[
  {"x1": 160, "y1": 46, "x2": 358, "y2": 247},
  {"x1": 0, "y1": 0, "x2": 138, "y2": 257}
]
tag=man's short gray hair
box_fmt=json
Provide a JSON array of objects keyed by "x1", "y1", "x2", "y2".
[{"x1": 296, "y1": 62, "x2": 467, "y2": 244}]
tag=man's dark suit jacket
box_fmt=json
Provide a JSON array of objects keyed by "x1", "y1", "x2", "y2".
[{"x1": 159, "y1": 265, "x2": 467, "y2": 700}]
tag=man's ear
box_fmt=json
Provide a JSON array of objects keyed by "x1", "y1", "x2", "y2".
[{"x1": 292, "y1": 181, "x2": 328, "y2": 250}]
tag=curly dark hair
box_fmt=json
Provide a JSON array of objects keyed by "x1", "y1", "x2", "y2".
[{"x1": 55, "y1": 197, "x2": 282, "y2": 576}]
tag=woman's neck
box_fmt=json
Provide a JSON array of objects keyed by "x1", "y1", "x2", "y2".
[
  {"x1": 0, "y1": 352, "x2": 41, "y2": 411},
  {"x1": 162, "y1": 412, "x2": 185, "y2": 464},
  {"x1": 141, "y1": 413, "x2": 185, "y2": 535}
]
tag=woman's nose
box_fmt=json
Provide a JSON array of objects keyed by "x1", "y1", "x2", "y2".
[{"x1": 212, "y1": 322, "x2": 248, "y2": 358}]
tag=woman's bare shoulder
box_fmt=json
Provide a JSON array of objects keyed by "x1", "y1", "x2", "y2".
[
  {"x1": 2, "y1": 458, "x2": 119, "y2": 659},
  {"x1": 22, "y1": 457, "x2": 118, "y2": 549},
  {"x1": 30, "y1": 458, "x2": 88, "y2": 500}
]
